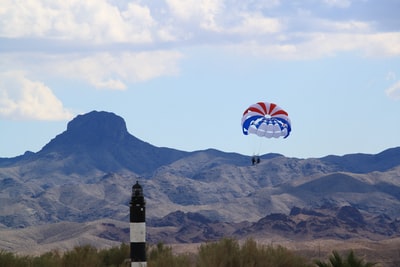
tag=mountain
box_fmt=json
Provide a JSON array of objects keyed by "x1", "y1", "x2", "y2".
[
  {"x1": 1, "y1": 110, "x2": 400, "y2": 253},
  {"x1": 320, "y1": 147, "x2": 400, "y2": 173},
  {"x1": 38, "y1": 111, "x2": 188, "y2": 174}
]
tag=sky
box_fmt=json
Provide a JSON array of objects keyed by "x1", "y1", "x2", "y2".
[{"x1": 1, "y1": 0, "x2": 400, "y2": 159}]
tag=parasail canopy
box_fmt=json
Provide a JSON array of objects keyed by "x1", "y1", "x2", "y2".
[{"x1": 241, "y1": 102, "x2": 291, "y2": 139}]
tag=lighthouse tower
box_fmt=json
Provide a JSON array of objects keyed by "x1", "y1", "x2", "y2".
[{"x1": 130, "y1": 181, "x2": 146, "y2": 267}]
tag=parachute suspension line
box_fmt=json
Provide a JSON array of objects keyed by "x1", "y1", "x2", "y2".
[
  {"x1": 255, "y1": 137, "x2": 263, "y2": 157},
  {"x1": 247, "y1": 134, "x2": 262, "y2": 158}
]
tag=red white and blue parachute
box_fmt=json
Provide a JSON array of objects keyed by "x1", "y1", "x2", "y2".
[{"x1": 241, "y1": 102, "x2": 291, "y2": 138}]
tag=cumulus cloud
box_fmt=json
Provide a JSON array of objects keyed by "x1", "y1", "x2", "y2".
[
  {"x1": 319, "y1": 20, "x2": 371, "y2": 32},
  {"x1": 0, "y1": 0, "x2": 156, "y2": 43},
  {"x1": 0, "y1": 0, "x2": 399, "y2": 87},
  {"x1": 385, "y1": 81, "x2": 400, "y2": 101},
  {"x1": 225, "y1": 31, "x2": 400, "y2": 60},
  {"x1": 46, "y1": 51, "x2": 183, "y2": 90},
  {"x1": 166, "y1": 0, "x2": 223, "y2": 31},
  {"x1": 227, "y1": 13, "x2": 282, "y2": 35},
  {"x1": 1, "y1": 50, "x2": 183, "y2": 91},
  {"x1": 0, "y1": 71, "x2": 73, "y2": 120}
]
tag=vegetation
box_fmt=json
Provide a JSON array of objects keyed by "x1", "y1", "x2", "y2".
[
  {"x1": 0, "y1": 238, "x2": 380, "y2": 267},
  {"x1": 196, "y1": 238, "x2": 311, "y2": 267},
  {"x1": 148, "y1": 242, "x2": 192, "y2": 267},
  {"x1": 314, "y1": 250, "x2": 377, "y2": 267}
]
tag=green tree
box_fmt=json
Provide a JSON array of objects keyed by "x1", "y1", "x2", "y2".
[{"x1": 314, "y1": 250, "x2": 377, "y2": 267}]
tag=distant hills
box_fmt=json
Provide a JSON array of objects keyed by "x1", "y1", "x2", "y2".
[{"x1": 1, "y1": 110, "x2": 400, "y2": 253}]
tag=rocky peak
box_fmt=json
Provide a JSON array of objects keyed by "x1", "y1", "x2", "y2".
[
  {"x1": 40, "y1": 111, "x2": 129, "y2": 152},
  {"x1": 32, "y1": 110, "x2": 188, "y2": 174},
  {"x1": 67, "y1": 111, "x2": 128, "y2": 140}
]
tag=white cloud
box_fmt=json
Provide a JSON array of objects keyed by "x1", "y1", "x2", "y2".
[
  {"x1": 319, "y1": 20, "x2": 371, "y2": 32},
  {"x1": 228, "y1": 13, "x2": 282, "y2": 35},
  {"x1": 0, "y1": 71, "x2": 74, "y2": 120},
  {"x1": 0, "y1": 0, "x2": 399, "y2": 85},
  {"x1": 0, "y1": 50, "x2": 183, "y2": 91},
  {"x1": 226, "y1": 31, "x2": 400, "y2": 60},
  {"x1": 0, "y1": 0, "x2": 156, "y2": 43},
  {"x1": 166, "y1": 0, "x2": 223, "y2": 31},
  {"x1": 363, "y1": 33, "x2": 400, "y2": 57},
  {"x1": 385, "y1": 81, "x2": 400, "y2": 100},
  {"x1": 166, "y1": 0, "x2": 197, "y2": 21},
  {"x1": 43, "y1": 51, "x2": 183, "y2": 90}
]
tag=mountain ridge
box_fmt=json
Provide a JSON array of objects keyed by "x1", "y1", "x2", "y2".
[
  {"x1": 1, "y1": 111, "x2": 189, "y2": 175},
  {"x1": 1, "y1": 110, "x2": 400, "y2": 253}
]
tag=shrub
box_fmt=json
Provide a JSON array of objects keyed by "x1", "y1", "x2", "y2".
[
  {"x1": 0, "y1": 250, "x2": 32, "y2": 267},
  {"x1": 196, "y1": 238, "x2": 312, "y2": 267},
  {"x1": 314, "y1": 250, "x2": 378, "y2": 267},
  {"x1": 1, "y1": 239, "x2": 380, "y2": 267},
  {"x1": 196, "y1": 238, "x2": 241, "y2": 267},
  {"x1": 31, "y1": 250, "x2": 62, "y2": 267},
  {"x1": 98, "y1": 243, "x2": 129, "y2": 267},
  {"x1": 148, "y1": 242, "x2": 192, "y2": 267},
  {"x1": 62, "y1": 245, "x2": 101, "y2": 267}
]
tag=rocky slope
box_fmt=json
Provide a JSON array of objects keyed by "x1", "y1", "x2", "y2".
[{"x1": 1, "y1": 110, "x2": 400, "y2": 252}]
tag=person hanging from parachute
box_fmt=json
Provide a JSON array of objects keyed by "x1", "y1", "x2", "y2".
[
  {"x1": 241, "y1": 102, "x2": 292, "y2": 165},
  {"x1": 251, "y1": 155, "x2": 261, "y2": 165},
  {"x1": 251, "y1": 156, "x2": 256, "y2": 165}
]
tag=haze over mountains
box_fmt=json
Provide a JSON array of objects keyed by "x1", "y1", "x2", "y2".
[{"x1": 1, "y1": 111, "x2": 400, "y2": 253}]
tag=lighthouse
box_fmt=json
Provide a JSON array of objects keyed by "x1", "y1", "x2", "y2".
[{"x1": 130, "y1": 181, "x2": 146, "y2": 267}]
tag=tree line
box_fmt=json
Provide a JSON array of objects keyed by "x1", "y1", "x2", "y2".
[{"x1": 0, "y1": 238, "x2": 380, "y2": 267}]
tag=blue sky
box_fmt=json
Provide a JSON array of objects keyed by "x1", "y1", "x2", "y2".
[{"x1": 1, "y1": 0, "x2": 400, "y2": 159}]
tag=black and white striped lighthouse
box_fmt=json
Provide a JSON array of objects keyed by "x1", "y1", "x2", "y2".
[{"x1": 130, "y1": 181, "x2": 146, "y2": 267}]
